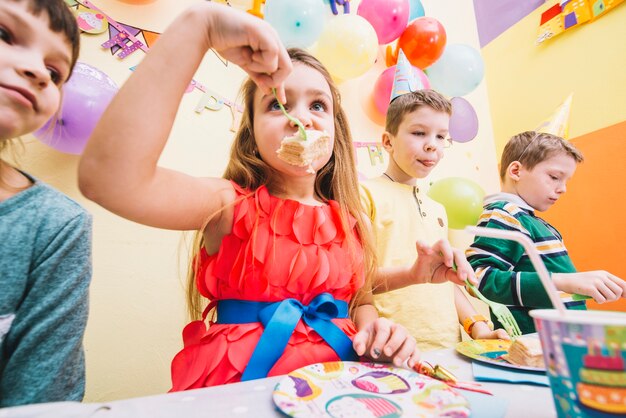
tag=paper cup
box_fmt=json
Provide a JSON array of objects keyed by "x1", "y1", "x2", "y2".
[{"x1": 531, "y1": 309, "x2": 626, "y2": 417}]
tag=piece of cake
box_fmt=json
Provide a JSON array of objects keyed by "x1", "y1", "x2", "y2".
[
  {"x1": 276, "y1": 129, "x2": 331, "y2": 173},
  {"x1": 503, "y1": 335, "x2": 545, "y2": 368}
]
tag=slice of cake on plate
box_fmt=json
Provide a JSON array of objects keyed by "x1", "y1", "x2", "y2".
[
  {"x1": 503, "y1": 335, "x2": 545, "y2": 368},
  {"x1": 276, "y1": 129, "x2": 331, "y2": 173}
]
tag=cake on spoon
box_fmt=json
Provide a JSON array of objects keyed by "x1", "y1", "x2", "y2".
[{"x1": 276, "y1": 129, "x2": 331, "y2": 174}]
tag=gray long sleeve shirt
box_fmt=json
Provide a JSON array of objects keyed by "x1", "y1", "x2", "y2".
[{"x1": 0, "y1": 173, "x2": 92, "y2": 407}]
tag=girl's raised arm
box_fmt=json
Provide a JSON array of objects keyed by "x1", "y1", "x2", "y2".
[{"x1": 79, "y1": 3, "x2": 290, "y2": 230}]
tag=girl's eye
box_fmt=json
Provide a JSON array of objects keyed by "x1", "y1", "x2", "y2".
[
  {"x1": 412, "y1": 131, "x2": 425, "y2": 136},
  {"x1": 549, "y1": 175, "x2": 559, "y2": 181},
  {"x1": 311, "y1": 101, "x2": 326, "y2": 112},
  {"x1": 0, "y1": 27, "x2": 13, "y2": 43},
  {"x1": 269, "y1": 100, "x2": 283, "y2": 111},
  {"x1": 436, "y1": 135, "x2": 446, "y2": 140}
]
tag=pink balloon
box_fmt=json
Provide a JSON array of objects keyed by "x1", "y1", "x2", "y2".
[
  {"x1": 372, "y1": 65, "x2": 430, "y2": 115},
  {"x1": 357, "y1": 0, "x2": 410, "y2": 45},
  {"x1": 449, "y1": 97, "x2": 479, "y2": 143},
  {"x1": 35, "y1": 62, "x2": 118, "y2": 155}
]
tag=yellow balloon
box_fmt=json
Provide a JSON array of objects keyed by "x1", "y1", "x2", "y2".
[{"x1": 315, "y1": 14, "x2": 378, "y2": 81}]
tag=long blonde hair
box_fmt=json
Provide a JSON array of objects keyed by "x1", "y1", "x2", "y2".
[{"x1": 186, "y1": 48, "x2": 376, "y2": 320}]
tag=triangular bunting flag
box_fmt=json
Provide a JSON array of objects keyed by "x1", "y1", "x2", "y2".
[
  {"x1": 142, "y1": 30, "x2": 161, "y2": 49},
  {"x1": 107, "y1": 23, "x2": 141, "y2": 55}
]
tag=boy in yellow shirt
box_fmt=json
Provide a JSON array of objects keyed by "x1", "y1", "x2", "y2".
[{"x1": 361, "y1": 51, "x2": 508, "y2": 350}]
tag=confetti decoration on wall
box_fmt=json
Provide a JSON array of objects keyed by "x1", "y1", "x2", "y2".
[
  {"x1": 537, "y1": 0, "x2": 624, "y2": 44},
  {"x1": 68, "y1": 0, "x2": 243, "y2": 131}
]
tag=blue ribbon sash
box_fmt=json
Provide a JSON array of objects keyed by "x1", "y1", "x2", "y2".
[{"x1": 216, "y1": 293, "x2": 358, "y2": 381}]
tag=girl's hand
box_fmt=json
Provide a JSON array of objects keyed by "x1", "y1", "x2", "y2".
[
  {"x1": 412, "y1": 240, "x2": 477, "y2": 286},
  {"x1": 201, "y1": 3, "x2": 292, "y2": 101},
  {"x1": 470, "y1": 322, "x2": 510, "y2": 340},
  {"x1": 353, "y1": 318, "x2": 420, "y2": 368}
]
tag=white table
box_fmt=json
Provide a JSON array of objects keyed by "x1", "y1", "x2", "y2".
[{"x1": 0, "y1": 349, "x2": 556, "y2": 418}]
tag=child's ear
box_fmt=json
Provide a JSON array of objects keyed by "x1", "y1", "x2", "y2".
[
  {"x1": 381, "y1": 132, "x2": 393, "y2": 153},
  {"x1": 507, "y1": 161, "x2": 523, "y2": 181}
]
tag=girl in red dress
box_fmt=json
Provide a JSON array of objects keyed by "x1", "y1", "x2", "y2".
[{"x1": 79, "y1": 2, "x2": 462, "y2": 390}]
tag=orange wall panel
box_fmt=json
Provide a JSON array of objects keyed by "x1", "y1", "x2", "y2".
[{"x1": 543, "y1": 121, "x2": 626, "y2": 311}]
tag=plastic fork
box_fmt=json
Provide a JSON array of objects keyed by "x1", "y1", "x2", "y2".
[
  {"x1": 465, "y1": 280, "x2": 522, "y2": 339},
  {"x1": 271, "y1": 88, "x2": 307, "y2": 140}
]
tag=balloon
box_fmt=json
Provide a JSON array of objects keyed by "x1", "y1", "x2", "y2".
[
  {"x1": 449, "y1": 97, "x2": 479, "y2": 143},
  {"x1": 372, "y1": 65, "x2": 430, "y2": 115},
  {"x1": 397, "y1": 17, "x2": 446, "y2": 69},
  {"x1": 357, "y1": 0, "x2": 410, "y2": 45},
  {"x1": 426, "y1": 44, "x2": 484, "y2": 97},
  {"x1": 427, "y1": 177, "x2": 485, "y2": 230},
  {"x1": 315, "y1": 14, "x2": 378, "y2": 81},
  {"x1": 264, "y1": 0, "x2": 325, "y2": 48},
  {"x1": 408, "y1": 0, "x2": 425, "y2": 21},
  {"x1": 34, "y1": 62, "x2": 118, "y2": 155}
]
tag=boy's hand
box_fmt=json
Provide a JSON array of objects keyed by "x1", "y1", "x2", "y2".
[
  {"x1": 411, "y1": 240, "x2": 477, "y2": 286},
  {"x1": 470, "y1": 322, "x2": 510, "y2": 340},
  {"x1": 553, "y1": 271, "x2": 626, "y2": 303},
  {"x1": 202, "y1": 3, "x2": 292, "y2": 101},
  {"x1": 353, "y1": 318, "x2": 420, "y2": 368}
]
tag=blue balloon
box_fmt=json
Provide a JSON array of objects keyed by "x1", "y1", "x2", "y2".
[
  {"x1": 426, "y1": 44, "x2": 484, "y2": 97},
  {"x1": 408, "y1": 0, "x2": 425, "y2": 21},
  {"x1": 264, "y1": 0, "x2": 326, "y2": 48}
]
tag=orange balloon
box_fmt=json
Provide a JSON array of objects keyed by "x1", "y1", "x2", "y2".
[{"x1": 397, "y1": 17, "x2": 446, "y2": 69}]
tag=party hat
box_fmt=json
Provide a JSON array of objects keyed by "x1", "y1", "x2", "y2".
[
  {"x1": 534, "y1": 93, "x2": 573, "y2": 139},
  {"x1": 389, "y1": 49, "x2": 424, "y2": 103}
]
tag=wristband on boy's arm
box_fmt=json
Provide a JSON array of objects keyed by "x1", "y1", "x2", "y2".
[{"x1": 462, "y1": 315, "x2": 492, "y2": 335}]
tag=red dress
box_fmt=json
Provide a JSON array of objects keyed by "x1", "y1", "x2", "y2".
[{"x1": 170, "y1": 183, "x2": 364, "y2": 390}]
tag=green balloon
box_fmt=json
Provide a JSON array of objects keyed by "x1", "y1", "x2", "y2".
[{"x1": 428, "y1": 177, "x2": 485, "y2": 230}]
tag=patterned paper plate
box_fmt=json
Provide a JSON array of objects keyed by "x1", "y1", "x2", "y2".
[
  {"x1": 272, "y1": 361, "x2": 470, "y2": 417},
  {"x1": 456, "y1": 339, "x2": 546, "y2": 372}
]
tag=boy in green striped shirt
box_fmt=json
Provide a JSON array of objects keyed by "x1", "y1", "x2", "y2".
[{"x1": 466, "y1": 131, "x2": 626, "y2": 334}]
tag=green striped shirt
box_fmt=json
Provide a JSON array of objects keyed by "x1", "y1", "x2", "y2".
[{"x1": 466, "y1": 193, "x2": 585, "y2": 334}]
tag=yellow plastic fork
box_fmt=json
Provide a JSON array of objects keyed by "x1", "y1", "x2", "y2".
[
  {"x1": 271, "y1": 88, "x2": 306, "y2": 140},
  {"x1": 465, "y1": 280, "x2": 522, "y2": 338}
]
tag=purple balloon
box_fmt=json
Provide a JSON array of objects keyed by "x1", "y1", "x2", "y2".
[
  {"x1": 449, "y1": 96, "x2": 478, "y2": 143},
  {"x1": 35, "y1": 62, "x2": 118, "y2": 154}
]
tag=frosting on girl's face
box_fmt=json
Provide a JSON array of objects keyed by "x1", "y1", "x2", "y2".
[{"x1": 252, "y1": 63, "x2": 335, "y2": 177}]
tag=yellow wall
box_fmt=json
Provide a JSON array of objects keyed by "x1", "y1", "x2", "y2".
[
  {"x1": 482, "y1": 3, "x2": 626, "y2": 155},
  {"x1": 13, "y1": 0, "x2": 496, "y2": 401}
]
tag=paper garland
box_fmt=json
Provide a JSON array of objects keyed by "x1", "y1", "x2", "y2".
[
  {"x1": 354, "y1": 141, "x2": 385, "y2": 166},
  {"x1": 69, "y1": 0, "x2": 243, "y2": 131}
]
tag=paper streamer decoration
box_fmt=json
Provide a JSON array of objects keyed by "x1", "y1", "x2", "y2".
[
  {"x1": 72, "y1": 0, "x2": 243, "y2": 131},
  {"x1": 328, "y1": 0, "x2": 351, "y2": 15},
  {"x1": 537, "y1": 0, "x2": 624, "y2": 44},
  {"x1": 247, "y1": 0, "x2": 266, "y2": 17},
  {"x1": 74, "y1": 4, "x2": 108, "y2": 34},
  {"x1": 367, "y1": 145, "x2": 384, "y2": 165},
  {"x1": 353, "y1": 141, "x2": 384, "y2": 166},
  {"x1": 534, "y1": 93, "x2": 573, "y2": 139},
  {"x1": 195, "y1": 89, "x2": 244, "y2": 132}
]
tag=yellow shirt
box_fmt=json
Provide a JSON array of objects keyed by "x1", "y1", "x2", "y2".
[{"x1": 361, "y1": 177, "x2": 460, "y2": 351}]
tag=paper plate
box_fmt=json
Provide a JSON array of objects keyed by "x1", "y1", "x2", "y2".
[
  {"x1": 272, "y1": 361, "x2": 470, "y2": 417},
  {"x1": 456, "y1": 339, "x2": 546, "y2": 372}
]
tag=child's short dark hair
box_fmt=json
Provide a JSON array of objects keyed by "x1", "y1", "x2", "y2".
[
  {"x1": 499, "y1": 131, "x2": 584, "y2": 180},
  {"x1": 385, "y1": 89, "x2": 452, "y2": 136},
  {"x1": 19, "y1": 0, "x2": 80, "y2": 76}
]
